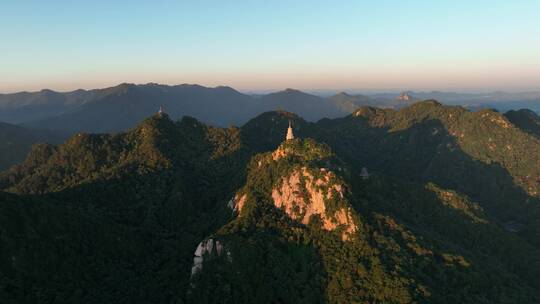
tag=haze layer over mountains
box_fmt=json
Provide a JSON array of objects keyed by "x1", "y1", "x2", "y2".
[{"x1": 1, "y1": 83, "x2": 539, "y2": 134}]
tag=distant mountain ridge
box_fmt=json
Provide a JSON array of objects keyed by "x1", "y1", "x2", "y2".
[
  {"x1": 23, "y1": 83, "x2": 258, "y2": 133},
  {"x1": 258, "y1": 88, "x2": 344, "y2": 121},
  {"x1": 2, "y1": 83, "x2": 538, "y2": 134},
  {"x1": 15, "y1": 84, "x2": 355, "y2": 133}
]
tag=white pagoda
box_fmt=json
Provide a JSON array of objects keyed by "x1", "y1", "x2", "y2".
[{"x1": 286, "y1": 121, "x2": 294, "y2": 140}]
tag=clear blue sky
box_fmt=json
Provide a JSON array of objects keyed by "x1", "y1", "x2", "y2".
[{"x1": 1, "y1": 0, "x2": 539, "y2": 92}]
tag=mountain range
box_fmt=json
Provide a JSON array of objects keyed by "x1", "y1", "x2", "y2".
[
  {"x1": 1, "y1": 84, "x2": 352, "y2": 133},
  {"x1": 0, "y1": 100, "x2": 539, "y2": 303},
  {"x1": 1, "y1": 83, "x2": 538, "y2": 173},
  {"x1": 1, "y1": 83, "x2": 539, "y2": 134}
]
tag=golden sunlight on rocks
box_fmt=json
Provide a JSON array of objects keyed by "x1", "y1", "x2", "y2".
[{"x1": 271, "y1": 167, "x2": 357, "y2": 240}]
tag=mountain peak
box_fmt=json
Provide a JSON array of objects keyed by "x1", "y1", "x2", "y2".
[
  {"x1": 411, "y1": 99, "x2": 442, "y2": 107},
  {"x1": 271, "y1": 138, "x2": 334, "y2": 162},
  {"x1": 243, "y1": 110, "x2": 304, "y2": 126},
  {"x1": 135, "y1": 111, "x2": 175, "y2": 132},
  {"x1": 117, "y1": 82, "x2": 136, "y2": 89},
  {"x1": 233, "y1": 137, "x2": 357, "y2": 240},
  {"x1": 272, "y1": 88, "x2": 310, "y2": 96},
  {"x1": 504, "y1": 108, "x2": 540, "y2": 138},
  {"x1": 100, "y1": 83, "x2": 138, "y2": 96},
  {"x1": 214, "y1": 85, "x2": 239, "y2": 93},
  {"x1": 336, "y1": 91, "x2": 351, "y2": 97},
  {"x1": 353, "y1": 105, "x2": 388, "y2": 118}
]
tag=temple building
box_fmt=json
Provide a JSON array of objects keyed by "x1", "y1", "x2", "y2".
[{"x1": 286, "y1": 121, "x2": 294, "y2": 140}]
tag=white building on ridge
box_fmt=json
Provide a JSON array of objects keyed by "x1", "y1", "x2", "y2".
[{"x1": 286, "y1": 121, "x2": 294, "y2": 140}]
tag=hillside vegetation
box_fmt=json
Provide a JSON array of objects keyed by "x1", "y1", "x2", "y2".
[
  {"x1": 190, "y1": 138, "x2": 540, "y2": 303},
  {"x1": 0, "y1": 122, "x2": 67, "y2": 171},
  {"x1": 0, "y1": 114, "x2": 250, "y2": 303},
  {"x1": 505, "y1": 109, "x2": 540, "y2": 138}
]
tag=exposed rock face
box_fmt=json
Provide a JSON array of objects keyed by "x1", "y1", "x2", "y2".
[
  {"x1": 271, "y1": 167, "x2": 357, "y2": 240},
  {"x1": 190, "y1": 239, "x2": 231, "y2": 276},
  {"x1": 227, "y1": 197, "x2": 235, "y2": 210},
  {"x1": 272, "y1": 146, "x2": 288, "y2": 160},
  {"x1": 397, "y1": 92, "x2": 415, "y2": 102},
  {"x1": 235, "y1": 139, "x2": 358, "y2": 240},
  {"x1": 228, "y1": 193, "x2": 247, "y2": 212}
]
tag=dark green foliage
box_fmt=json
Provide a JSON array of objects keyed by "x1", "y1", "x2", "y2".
[
  {"x1": 0, "y1": 114, "x2": 250, "y2": 303},
  {"x1": 211, "y1": 195, "x2": 415, "y2": 303},
  {"x1": 350, "y1": 177, "x2": 540, "y2": 302},
  {"x1": 190, "y1": 136, "x2": 540, "y2": 303},
  {"x1": 312, "y1": 102, "x2": 540, "y2": 245},
  {"x1": 188, "y1": 234, "x2": 325, "y2": 304},
  {"x1": 505, "y1": 109, "x2": 540, "y2": 139},
  {"x1": 0, "y1": 122, "x2": 66, "y2": 171}
]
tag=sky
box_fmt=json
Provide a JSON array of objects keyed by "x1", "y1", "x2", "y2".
[{"x1": 1, "y1": 0, "x2": 539, "y2": 93}]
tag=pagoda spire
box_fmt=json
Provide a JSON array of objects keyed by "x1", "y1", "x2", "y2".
[{"x1": 286, "y1": 120, "x2": 294, "y2": 140}]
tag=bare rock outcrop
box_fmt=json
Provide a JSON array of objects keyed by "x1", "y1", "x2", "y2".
[
  {"x1": 234, "y1": 138, "x2": 358, "y2": 241},
  {"x1": 227, "y1": 193, "x2": 247, "y2": 212},
  {"x1": 191, "y1": 238, "x2": 231, "y2": 276},
  {"x1": 270, "y1": 167, "x2": 357, "y2": 240}
]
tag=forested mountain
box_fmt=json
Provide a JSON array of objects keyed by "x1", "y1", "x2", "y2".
[
  {"x1": 23, "y1": 84, "x2": 259, "y2": 133},
  {"x1": 505, "y1": 109, "x2": 540, "y2": 138},
  {"x1": 318, "y1": 102, "x2": 540, "y2": 224},
  {"x1": 1, "y1": 101, "x2": 539, "y2": 303},
  {"x1": 0, "y1": 122, "x2": 67, "y2": 171},
  {"x1": 0, "y1": 84, "x2": 391, "y2": 132},
  {"x1": 190, "y1": 137, "x2": 540, "y2": 303},
  {"x1": 0, "y1": 113, "x2": 250, "y2": 303},
  {"x1": 372, "y1": 91, "x2": 540, "y2": 113},
  {"x1": 0, "y1": 89, "x2": 93, "y2": 123},
  {"x1": 326, "y1": 92, "x2": 400, "y2": 112},
  {"x1": 17, "y1": 84, "x2": 368, "y2": 133},
  {"x1": 258, "y1": 89, "x2": 344, "y2": 121}
]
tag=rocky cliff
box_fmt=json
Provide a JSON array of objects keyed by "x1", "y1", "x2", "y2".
[{"x1": 232, "y1": 138, "x2": 359, "y2": 240}]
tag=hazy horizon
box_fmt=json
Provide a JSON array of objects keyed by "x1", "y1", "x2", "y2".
[
  {"x1": 2, "y1": 1, "x2": 539, "y2": 93},
  {"x1": 3, "y1": 81, "x2": 540, "y2": 96}
]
